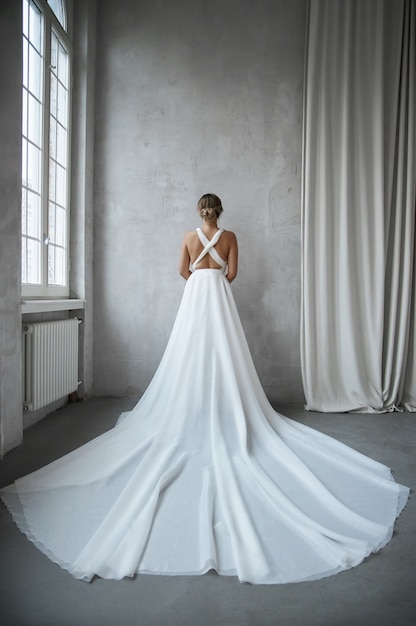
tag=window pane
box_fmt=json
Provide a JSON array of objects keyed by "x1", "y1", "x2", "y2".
[
  {"x1": 29, "y1": 1, "x2": 42, "y2": 53},
  {"x1": 49, "y1": 159, "x2": 56, "y2": 201},
  {"x1": 50, "y1": 72, "x2": 57, "y2": 118},
  {"x1": 22, "y1": 89, "x2": 28, "y2": 136},
  {"x1": 49, "y1": 115, "x2": 57, "y2": 160},
  {"x1": 26, "y1": 190, "x2": 41, "y2": 238},
  {"x1": 21, "y1": 237, "x2": 28, "y2": 283},
  {"x1": 48, "y1": 244, "x2": 69, "y2": 286},
  {"x1": 51, "y1": 29, "x2": 58, "y2": 68},
  {"x1": 27, "y1": 142, "x2": 41, "y2": 193},
  {"x1": 48, "y1": 244, "x2": 55, "y2": 284},
  {"x1": 47, "y1": 0, "x2": 66, "y2": 30},
  {"x1": 53, "y1": 245, "x2": 65, "y2": 285},
  {"x1": 57, "y1": 82, "x2": 67, "y2": 126},
  {"x1": 27, "y1": 237, "x2": 41, "y2": 284},
  {"x1": 48, "y1": 200, "x2": 55, "y2": 241},
  {"x1": 55, "y1": 206, "x2": 66, "y2": 246},
  {"x1": 23, "y1": 38, "x2": 28, "y2": 88},
  {"x1": 28, "y1": 45, "x2": 43, "y2": 100},
  {"x1": 57, "y1": 42, "x2": 68, "y2": 85},
  {"x1": 22, "y1": 137, "x2": 28, "y2": 186},
  {"x1": 23, "y1": 0, "x2": 29, "y2": 37},
  {"x1": 22, "y1": 189, "x2": 27, "y2": 235},
  {"x1": 56, "y1": 163, "x2": 66, "y2": 207},
  {"x1": 56, "y1": 123, "x2": 67, "y2": 166},
  {"x1": 27, "y1": 93, "x2": 42, "y2": 145}
]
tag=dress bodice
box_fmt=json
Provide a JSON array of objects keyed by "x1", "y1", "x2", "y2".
[{"x1": 191, "y1": 228, "x2": 227, "y2": 272}]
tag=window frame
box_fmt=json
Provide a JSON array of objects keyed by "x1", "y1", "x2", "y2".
[{"x1": 22, "y1": 0, "x2": 72, "y2": 299}]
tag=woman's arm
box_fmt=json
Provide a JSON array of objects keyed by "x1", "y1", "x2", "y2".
[
  {"x1": 226, "y1": 232, "x2": 238, "y2": 282},
  {"x1": 179, "y1": 234, "x2": 192, "y2": 280}
]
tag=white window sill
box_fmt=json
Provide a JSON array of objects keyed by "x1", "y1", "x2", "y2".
[{"x1": 21, "y1": 299, "x2": 85, "y2": 314}]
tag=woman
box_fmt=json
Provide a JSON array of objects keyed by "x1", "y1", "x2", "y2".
[
  {"x1": 178, "y1": 194, "x2": 238, "y2": 283},
  {"x1": 1, "y1": 194, "x2": 409, "y2": 584}
]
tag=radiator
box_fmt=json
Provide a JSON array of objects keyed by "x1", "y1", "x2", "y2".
[{"x1": 23, "y1": 319, "x2": 81, "y2": 411}]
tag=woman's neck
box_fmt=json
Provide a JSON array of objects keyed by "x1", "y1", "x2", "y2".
[{"x1": 201, "y1": 219, "x2": 219, "y2": 234}]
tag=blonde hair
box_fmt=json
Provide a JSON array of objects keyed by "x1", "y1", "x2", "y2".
[{"x1": 197, "y1": 193, "x2": 223, "y2": 222}]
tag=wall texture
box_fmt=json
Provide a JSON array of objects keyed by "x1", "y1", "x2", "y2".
[
  {"x1": 93, "y1": 0, "x2": 307, "y2": 403},
  {"x1": 0, "y1": 0, "x2": 23, "y2": 455},
  {"x1": 70, "y1": 0, "x2": 97, "y2": 398}
]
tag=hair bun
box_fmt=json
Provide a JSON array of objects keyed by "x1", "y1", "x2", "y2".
[{"x1": 197, "y1": 194, "x2": 224, "y2": 222}]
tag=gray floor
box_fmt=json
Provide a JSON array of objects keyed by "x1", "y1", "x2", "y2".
[{"x1": 0, "y1": 397, "x2": 415, "y2": 626}]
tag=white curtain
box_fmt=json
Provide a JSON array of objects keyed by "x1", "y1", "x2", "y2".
[{"x1": 301, "y1": 0, "x2": 416, "y2": 413}]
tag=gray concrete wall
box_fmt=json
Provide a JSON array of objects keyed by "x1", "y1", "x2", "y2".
[
  {"x1": 93, "y1": 0, "x2": 306, "y2": 403},
  {"x1": 0, "y1": 0, "x2": 24, "y2": 456},
  {"x1": 70, "y1": 0, "x2": 97, "y2": 399}
]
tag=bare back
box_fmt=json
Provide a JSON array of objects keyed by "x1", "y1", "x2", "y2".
[{"x1": 179, "y1": 229, "x2": 238, "y2": 282}]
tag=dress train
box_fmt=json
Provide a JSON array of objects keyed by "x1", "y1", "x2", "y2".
[{"x1": 0, "y1": 230, "x2": 409, "y2": 583}]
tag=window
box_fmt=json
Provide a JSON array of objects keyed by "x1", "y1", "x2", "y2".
[
  {"x1": 22, "y1": 0, "x2": 71, "y2": 298},
  {"x1": 47, "y1": 0, "x2": 66, "y2": 29}
]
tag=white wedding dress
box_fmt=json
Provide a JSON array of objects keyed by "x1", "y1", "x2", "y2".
[{"x1": 0, "y1": 229, "x2": 409, "y2": 584}]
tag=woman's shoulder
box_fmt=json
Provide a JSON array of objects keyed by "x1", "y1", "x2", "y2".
[
  {"x1": 183, "y1": 230, "x2": 198, "y2": 242},
  {"x1": 221, "y1": 229, "x2": 237, "y2": 243}
]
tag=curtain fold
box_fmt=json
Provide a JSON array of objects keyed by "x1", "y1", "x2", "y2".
[{"x1": 301, "y1": 0, "x2": 416, "y2": 413}]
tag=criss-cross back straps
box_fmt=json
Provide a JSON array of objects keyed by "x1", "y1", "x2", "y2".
[{"x1": 192, "y1": 228, "x2": 226, "y2": 269}]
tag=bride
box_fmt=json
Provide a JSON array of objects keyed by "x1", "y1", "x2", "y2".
[{"x1": 0, "y1": 194, "x2": 409, "y2": 584}]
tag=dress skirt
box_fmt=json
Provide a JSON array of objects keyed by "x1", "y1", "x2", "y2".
[{"x1": 0, "y1": 269, "x2": 409, "y2": 583}]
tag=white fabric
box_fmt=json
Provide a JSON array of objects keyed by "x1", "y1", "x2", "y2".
[
  {"x1": 191, "y1": 228, "x2": 226, "y2": 270},
  {"x1": 1, "y1": 265, "x2": 409, "y2": 583},
  {"x1": 301, "y1": 0, "x2": 416, "y2": 412}
]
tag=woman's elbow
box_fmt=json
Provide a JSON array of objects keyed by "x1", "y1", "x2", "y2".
[{"x1": 179, "y1": 268, "x2": 191, "y2": 280}]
